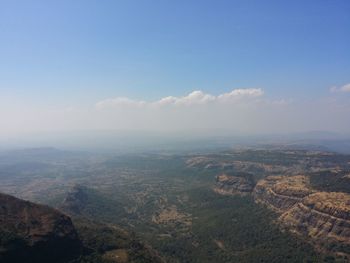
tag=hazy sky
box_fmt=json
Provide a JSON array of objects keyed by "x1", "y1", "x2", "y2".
[{"x1": 0, "y1": 0, "x2": 350, "y2": 136}]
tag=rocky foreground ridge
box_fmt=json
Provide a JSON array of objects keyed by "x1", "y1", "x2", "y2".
[
  {"x1": 0, "y1": 192, "x2": 81, "y2": 262},
  {"x1": 0, "y1": 191, "x2": 165, "y2": 263}
]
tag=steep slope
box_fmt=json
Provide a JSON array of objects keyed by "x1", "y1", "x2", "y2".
[
  {"x1": 59, "y1": 185, "x2": 126, "y2": 221},
  {"x1": 0, "y1": 192, "x2": 81, "y2": 263},
  {"x1": 253, "y1": 175, "x2": 314, "y2": 213},
  {"x1": 280, "y1": 192, "x2": 350, "y2": 257},
  {"x1": 74, "y1": 219, "x2": 165, "y2": 263},
  {"x1": 214, "y1": 174, "x2": 253, "y2": 196},
  {"x1": 60, "y1": 185, "x2": 90, "y2": 215},
  {"x1": 0, "y1": 191, "x2": 165, "y2": 263},
  {"x1": 252, "y1": 175, "x2": 350, "y2": 259},
  {"x1": 60, "y1": 186, "x2": 165, "y2": 263}
]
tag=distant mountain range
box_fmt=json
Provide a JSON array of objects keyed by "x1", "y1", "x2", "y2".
[{"x1": 1, "y1": 130, "x2": 350, "y2": 154}]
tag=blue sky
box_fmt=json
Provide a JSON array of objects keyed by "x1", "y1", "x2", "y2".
[{"x1": 0, "y1": 0, "x2": 350, "y2": 135}]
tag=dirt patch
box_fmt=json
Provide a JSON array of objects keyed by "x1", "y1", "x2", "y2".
[
  {"x1": 102, "y1": 249, "x2": 129, "y2": 263},
  {"x1": 152, "y1": 205, "x2": 192, "y2": 226},
  {"x1": 213, "y1": 239, "x2": 226, "y2": 251}
]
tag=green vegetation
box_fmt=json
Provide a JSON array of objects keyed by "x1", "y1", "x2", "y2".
[
  {"x1": 1, "y1": 147, "x2": 350, "y2": 262},
  {"x1": 310, "y1": 170, "x2": 350, "y2": 193},
  {"x1": 147, "y1": 187, "x2": 321, "y2": 263},
  {"x1": 0, "y1": 230, "x2": 27, "y2": 256},
  {"x1": 72, "y1": 218, "x2": 164, "y2": 263}
]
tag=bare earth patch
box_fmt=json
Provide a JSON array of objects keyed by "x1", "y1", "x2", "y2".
[
  {"x1": 102, "y1": 249, "x2": 129, "y2": 263},
  {"x1": 152, "y1": 205, "x2": 192, "y2": 226},
  {"x1": 213, "y1": 239, "x2": 226, "y2": 251}
]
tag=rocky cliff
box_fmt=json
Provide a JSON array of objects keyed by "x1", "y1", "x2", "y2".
[
  {"x1": 0, "y1": 191, "x2": 166, "y2": 263},
  {"x1": 252, "y1": 175, "x2": 350, "y2": 258},
  {"x1": 253, "y1": 175, "x2": 314, "y2": 213},
  {"x1": 0, "y1": 192, "x2": 81, "y2": 262},
  {"x1": 279, "y1": 192, "x2": 350, "y2": 257}
]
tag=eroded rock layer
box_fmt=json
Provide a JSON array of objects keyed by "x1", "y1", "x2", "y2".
[
  {"x1": 280, "y1": 192, "x2": 350, "y2": 256},
  {"x1": 252, "y1": 175, "x2": 350, "y2": 258},
  {"x1": 0, "y1": 192, "x2": 81, "y2": 262},
  {"x1": 253, "y1": 175, "x2": 314, "y2": 213},
  {"x1": 214, "y1": 174, "x2": 253, "y2": 196}
]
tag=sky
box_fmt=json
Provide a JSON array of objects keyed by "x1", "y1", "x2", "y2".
[{"x1": 0, "y1": 0, "x2": 350, "y2": 138}]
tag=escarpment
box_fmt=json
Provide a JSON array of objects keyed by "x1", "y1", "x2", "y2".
[
  {"x1": 280, "y1": 192, "x2": 350, "y2": 256},
  {"x1": 0, "y1": 192, "x2": 81, "y2": 263},
  {"x1": 253, "y1": 175, "x2": 314, "y2": 213},
  {"x1": 213, "y1": 171, "x2": 350, "y2": 258},
  {"x1": 251, "y1": 175, "x2": 350, "y2": 257},
  {"x1": 0, "y1": 191, "x2": 166, "y2": 263},
  {"x1": 214, "y1": 174, "x2": 254, "y2": 196}
]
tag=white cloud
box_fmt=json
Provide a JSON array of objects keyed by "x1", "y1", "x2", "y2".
[
  {"x1": 95, "y1": 97, "x2": 146, "y2": 110},
  {"x1": 174, "y1": 90, "x2": 216, "y2": 105},
  {"x1": 2, "y1": 87, "x2": 350, "y2": 137},
  {"x1": 217, "y1": 88, "x2": 263, "y2": 102},
  {"x1": 96, "y1": 88, "x2": 263, "y2": 109},
  {"x1": 155, "y1": 96, "x2": 178, "y2": 106},
  {"x1": 153, "y1": 90, "x2": 216, "y2": 106},
  {"x1": 341, "y1": 84, "x2": 350, "y2": 92},
  {"x1": 330, "y1": 83, "x2": 350, "y2": 93}
]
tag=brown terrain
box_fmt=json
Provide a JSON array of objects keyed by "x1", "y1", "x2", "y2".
[
  {"x1": 253, "y1": 175, "x2": 314, "y2": 213},
  {"x1": 214, "y1": 174, "x2": 253, "y2": 196},
  {"x1": 0, "y1": 190, "x2": 166, "y2": 263},
  {"x1": 212, "y1": 170, "x2": 350, "y2": 258},
  {"x1": 186, "y1": 157, "x2": 289, "y2": 174},
  {"x1": 280, "y1": 192, "x2": 350, "y2": 257},
  {"x1": 0, "y1": 192, "x2": 81, "y2": 262}
]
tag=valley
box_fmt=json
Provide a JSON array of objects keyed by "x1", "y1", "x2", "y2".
[{"x1": 1, "y1": 147, "x2": 350, "y2": 262}]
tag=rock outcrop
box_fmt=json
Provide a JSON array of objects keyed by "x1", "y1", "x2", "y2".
[
  {"x1": 252, "y1": 175, "x2": 350, "y2": 258},
  {"x1": 0, "y1": 192, "x2": 81, "y2": 262},
  {"x1": 214, "y1": 174, "x2": 253, "y2": 196},
  {"x1": 0, "y1": 191, "x2": 166, "y2": 263},
  {"x1": 279, "y1": 192, "x2": 350, "y2": 256},
  {"x1": 253, "y1": 175, "x2": 314, "y2": 213}
]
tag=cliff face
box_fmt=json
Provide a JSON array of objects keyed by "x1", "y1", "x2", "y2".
[
  {"x1": 252, "y1": 175, "x2": 350, "y2": 258},
  {"x1": 214, "y1": 174, "x2": 253, "y2": 196},
  {"x1": 279, "y1": 192, "x2": 350, "y2": 256},
  {"x1": 253, "y1": 175, "x2": 314, "y2": 213},
  {"x1": 0, "y1": 191, "x2": 166, "y2": 263},
  {"x1": 0, "y1": 192, "x2": 81, "y2": 262}
]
